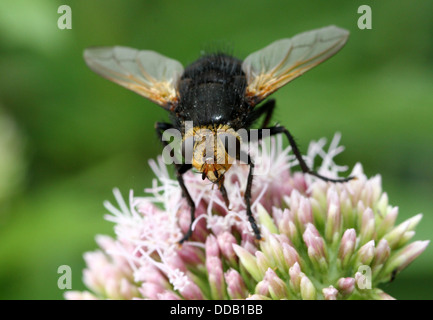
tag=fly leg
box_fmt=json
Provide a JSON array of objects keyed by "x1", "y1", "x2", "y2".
[
  {"x1": 155, "y1": 122, "x2": 194, "y2": 243},
  {"x1": 242, "y1": 121, "x2": 353, "y2": 240},
  {"x1": 217, "y1": 175, "x2": 230, "y2": 209},
  {"x1": 176, "y1": 164, "x2": 195, "y2": 243},
  {"x1": 246, "y1": 99, "x2": 354, "y2": 183},
  {"x1": 245, "y1": 99, "x2": 276, "y2": 128},
  {"x1": 235, "y1": 148, "x2": 261, "y2": 240},
  {"x1": 244, "y1": 154, "x2": 261, "y2": 240},
  {"x1": 256, "y1": 125, "x2": 354, "y2": 183},
  {"x1": 268, "y1": 126, "x2": 353, "y2": 182}
]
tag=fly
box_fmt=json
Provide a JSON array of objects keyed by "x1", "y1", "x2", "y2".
[{"x1": 84, "y1": 25, "x2": 353, "y2": 243}]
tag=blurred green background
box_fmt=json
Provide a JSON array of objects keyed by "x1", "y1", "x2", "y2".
[{"x1": 0, "y1": 0, "x2": 432, "y2": 299}]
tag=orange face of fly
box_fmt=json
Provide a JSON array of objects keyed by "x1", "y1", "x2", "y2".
[
  {"x1": 184, "y1": 125, "x2": 239, "y2": 185},
  {"x1": 199, "y1": 161, "x2": 231, "y2": 185}
]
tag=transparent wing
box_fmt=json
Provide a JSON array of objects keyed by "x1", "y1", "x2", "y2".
[
  {"x1": 84, "y1": 46, "x2": 184, "y2": 109},
  {"x1": 242, "y1": 25, "x2": 349, "y2": 105}
]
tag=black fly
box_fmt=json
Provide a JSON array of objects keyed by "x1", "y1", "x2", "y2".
[{"x1": 84, "y1": 25, "x2": 353, "y2": 243}]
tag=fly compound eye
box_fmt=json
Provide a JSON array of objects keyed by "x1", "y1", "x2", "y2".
[
  {"x1": 181, "y1": 136, "x2": 194, "y2": 160},
  {"x1": 218, "y1": 132, "x2": 240, "y2": 160}
]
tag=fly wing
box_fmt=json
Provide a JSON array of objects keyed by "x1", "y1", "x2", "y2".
[
  {"x1": 242, "y1": 26, "x2": 349, "y2": 105},
  {"x1": 84, "y1": 46, "x2": 184, "y2": 109}
]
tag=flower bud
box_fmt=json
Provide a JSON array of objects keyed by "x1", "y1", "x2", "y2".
[
  {"x1": 225, "y1": 269, "x2": 247, "y2": 299},
  {"x1": 359, "y1": 208, "x2": 375, "y2": 246},
  {"x1": 233, "y1": 244, "x2": 262, "y2": 282},
  {"x1": 323, "y1": 286, "x2": 338, "y2": 300},
  {"x1": 337, "y1": 277, "x2": 355, "y2": 297},
  {"x1": 217, "y1": 232, "x2": 237, "y2": 266},
  {"x1": 354, "y1": 240, "x2": 375, "y2": 268},
  {"x1": 265, "y1": 268, "x2": 290, "y2": 300},
  {"x1": 338, "y1": 229, "x2": 356, "y2": 268},
  {"x1": 289, "y1": 262, "x2": 302, "y2": 292},
  {"x1": 300, "y1": 275, "x2": 316, "y2": 300}
]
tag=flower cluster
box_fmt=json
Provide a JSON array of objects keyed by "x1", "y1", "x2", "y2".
[{"x1": 65, "y1": 134, "x2": 429, "y2": 300}]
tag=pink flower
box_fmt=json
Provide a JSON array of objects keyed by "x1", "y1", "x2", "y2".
[{"x1": 66, "y1": 134, "x2": 429, "y2": 300}]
